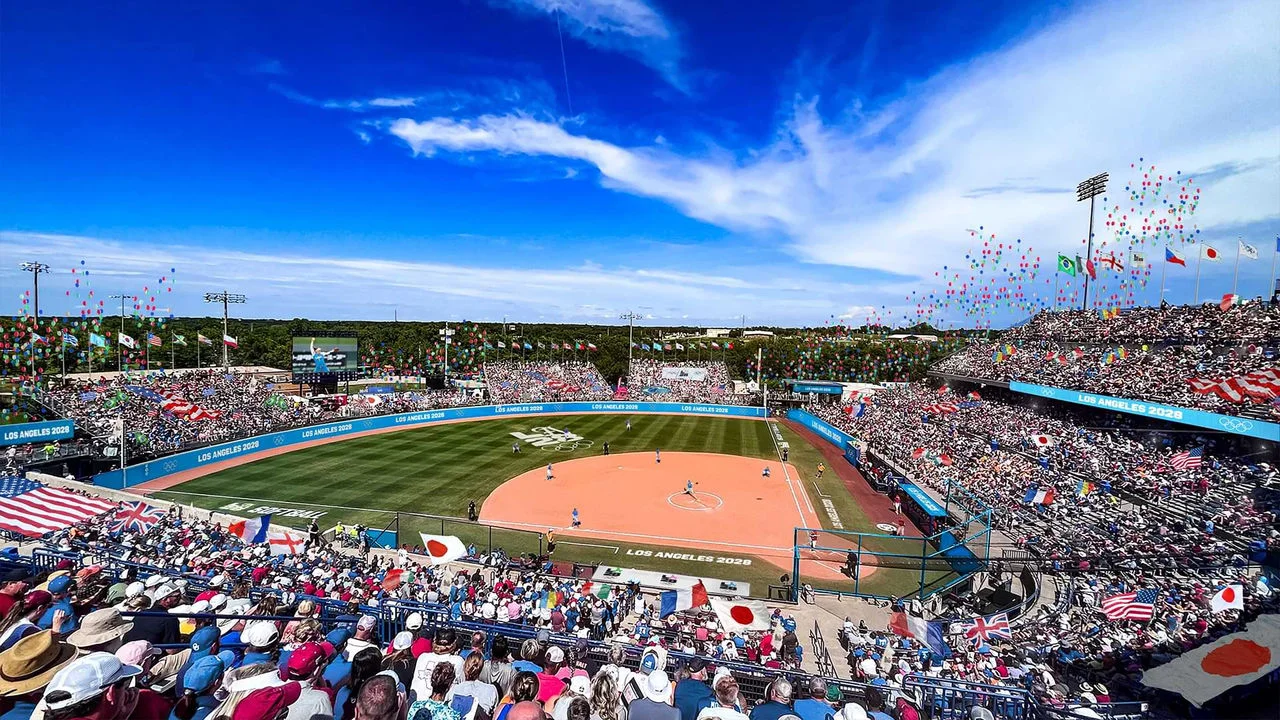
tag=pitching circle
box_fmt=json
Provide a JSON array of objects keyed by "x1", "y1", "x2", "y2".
[{"x1": 666, "y1": 490, "x2": 724, "y2": 511}]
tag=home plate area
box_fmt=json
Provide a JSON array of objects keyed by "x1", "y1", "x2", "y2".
[{"x1": 480, "y1": 451, "x2": 821, "y2": 562}]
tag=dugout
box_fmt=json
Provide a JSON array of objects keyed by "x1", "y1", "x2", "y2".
[{"x1": 898, "y1": 480, "x2": 949, "y2": 535}]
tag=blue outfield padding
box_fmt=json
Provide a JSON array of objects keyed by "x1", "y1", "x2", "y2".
[
  {"x1": 785, "y1": 409, "x2": 853, "y2": 447},
  {"x1": 1009, "y1": 381, "x2": 1280, "y2": 442},
  {"x1": 96, "y1": 401, "x2": 767, "y2": 488}
]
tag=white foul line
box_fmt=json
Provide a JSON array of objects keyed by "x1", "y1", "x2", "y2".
[
  {"x1": 489, "y1": 518, "x2": 793, "y2": 553},
  {"x1": 559, "y1": 541, "x2": 619, "y2": 553}
]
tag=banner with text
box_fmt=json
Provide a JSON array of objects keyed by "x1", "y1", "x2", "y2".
[
  {"x1": 1009, "y1": 382, "x2": 1279, "y2": 442},
  {"x1": 1, "y1": 419, "x2": 75, "y2": 446},
  {"x1": 660, "y1": 367, "x2": 708, "y2": 382}
]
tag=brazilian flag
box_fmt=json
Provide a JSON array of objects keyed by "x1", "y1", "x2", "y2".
[{"x1": 1057, "y1": 254, "x2": 1078, "y2": 276}]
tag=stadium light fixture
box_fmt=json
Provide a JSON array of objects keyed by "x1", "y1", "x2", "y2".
[
  {"x1": 620, "y1": 311, "x2": 643, "y2": 366},
  {"x1": 1076, "y1": 172, "x2": 1108, "y2": 310},
  {"x1": 439, "y1": 324, "x2": 455, "y2": 383},
  {"x1": 19, "y1": 261, "x2": 50, "y2": 378},
  {"x1": 204, "y1": 291, "x2": 247, "y2": 368}
]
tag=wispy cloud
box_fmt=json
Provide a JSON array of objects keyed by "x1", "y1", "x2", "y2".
[
  {"x1": 0, "y1": 231, "x2": 891, "y2": 325},
  {"x1": 384, "y1": 0, "x2": 1280, "y2": 277},
  {"x1": 490, "y1": 0, "x2": 685, "y2": 91},
  {"x1": 251, "y1": 58, "x2": 287, "y2": 76}
]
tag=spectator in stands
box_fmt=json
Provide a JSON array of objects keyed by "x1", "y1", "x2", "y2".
[
  {"x1": 42, "y1": 651, "x2": 172, "y2": 720},
  {"x1": 337, "y1": 648, "x2": 383, "y2": 720},
  {"x1": 791, "y1": 679, "x2": 833, "y2": 720},
  {"x1": 0, "y1": 591, "x2": 55, "y2": 651},
  {"x1": 0, "y1": 570, "x2": 30, "y2": 617},
  {"x1": 345, "y1": 617, "x2": 380, "y2": 662},
  {"x1": 482, "y1": 635, "x2": 514, "y2": 697},
  {"x1": 495, "y1": 672, "x2": 539, "y2": 720},
  {"x1": 411, "y1": 628, "x2": 463, "y2": 702},
  {"x1": 748, "y1": 679, "x2": 792, "y2": 720},
  {"x1": 384, "y1": 633, "x2": 416, "y2": 689},
  {"x1": 66, "y1": 608, "x2": 133, "y2": 655},
  {"x1": 353, "y1": 674, "x2": 402, "y2": 720},
  {"x1": 409, "y1": 662, "x2": 462, "y2": 720},
  {"x1": 281, "y1": 642, "x2": 333, "y2": 720},
  {"x1": 230, "y1": 682, "x2": 302, "y2": 720},
  {"x1": 588, "y1": 670, "x2": 626, "y2": 720},
  {"x1": 695, "y1": 674, "x2": 748, "y2": 720},
  {"x1": 672, "y1": 660, "x2": 713, "y2": 720},
  {"x1": 628, "y1": 671, "x2": 678, "y2": 720},
  {"x1": 450, "y1": 651, "x2": 499, "y2": 718},
  {"x1": 38, "y1": 577, "x2": 78, "y2": 634},
  {"x1": 536, "y1": 646, "x2": 567, "y2": 703},
  {"x1": 170, "y1": 654, "x2": 224, "y2": 720},
  {"x1": 0, "y1": 631, "x2": 77, "y2": 719}
]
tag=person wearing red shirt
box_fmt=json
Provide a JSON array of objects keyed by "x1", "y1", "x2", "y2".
[
  {"x1": 0, "y1": 570, "x2": 30, "y2": 617},
  {"x1": 41, "y1": 652, "x2": 172, "y2": 720}
]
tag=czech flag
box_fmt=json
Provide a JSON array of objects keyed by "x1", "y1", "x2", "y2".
[
  {"x1": 228, "y1": 514, "x2": 271, "y2": 543},
  {"x1": 1166, "y1": 247, "x2": 1186, "y2": 266},
  {"x1": 418, "y1": 533, "x2": 467, "y2": 565},
  {"x1": 659, "y1": 580, "x2": 709, "y2": 618}
]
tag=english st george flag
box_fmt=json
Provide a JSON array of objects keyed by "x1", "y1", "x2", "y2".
[{"x1": 0, "y1": 478, "x2": 117, "y2": 538}]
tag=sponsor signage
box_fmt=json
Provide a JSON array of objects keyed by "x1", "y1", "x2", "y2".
[
  {"x1": 1, "y1": 419, "x2": 75, "y2": 446},
  {"x1": 1009, "y1": 382, "x2": 1279, "y2": 442},
  {"x1": 791, "y1": 382, "x2": 843, "y2": 395},
  {"x1": 785, "y1": 409, "x2": 854, "y2": 447},
  {"x1": 95, "y1": 402, "x2": 767, "y2": 488},
  {"x1": 899, "y1": 481, "x2": 949, "y2": 518},
  {"x1": 660, "y1": 366, "x2": 708, "y2": 381}
]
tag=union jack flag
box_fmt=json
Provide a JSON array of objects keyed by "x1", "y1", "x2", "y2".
[
  {"x1": 109, "y1": 500, "x2": 165, "y2": 534},
  {"x1": 961, "y1": 613, "x2": 1011, "y2": 644}
]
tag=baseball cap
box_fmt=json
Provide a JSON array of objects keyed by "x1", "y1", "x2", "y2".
[
  {"x1": 283, "y1": 643, "x2": 325, "y2": 679},
  {"x1": 232, "y1": 682, "x2": 302, "y2": 720},
  {"x1": 685, "y1": 658, "x2": 707, "y2": 673},
  {"x1": 405, "y1": 612, "x2": 424, "y2": 630},
  {"x1": 392, "y1": 631, "x2": 413, "y2": 652},
  {"x1": 104, "y1": 583, "x2": 129, "y2": 605},
  {"x1": 545, "y1": 646, "x2": 565, "y2": 664},
  {"x1": 183, "y1": 655, "x2": 226, "y2": 694},
  {"x1": 640, "y1": 670, "x2": 673, "y2": 703},
  {"x1": 47, "y1": 576, "x2": 72, "y2": 595},
  {"x1": 115, "y1": 641, "x2": 161, "y2": 667},
  {"x1": 43, "y1": 652, "x2": 143, "y2": 710},
  {"x1": 838, "y1": 704, "x2": 868, "y2": 720},
  {"x1": 357, "y1": 615, "x2": 377, "y2": 631},
  {"x1": 242, "y1": 621, "x2": 280, "y2": 649},
  {"x1": 569, "y1": 675, "x2": 591, "y2": 697},
  {"x1": 190, "y1": 626, "x2": 220, "y2": 654}
]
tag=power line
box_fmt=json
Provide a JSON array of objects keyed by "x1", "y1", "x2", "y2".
[{"x1": 554, "y1": 7, "x2": 573, "y2": 116}]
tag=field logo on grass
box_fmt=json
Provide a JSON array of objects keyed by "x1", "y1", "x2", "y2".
[{"x1": 509, "y1": 426, "x2": 594, "y2": 452}]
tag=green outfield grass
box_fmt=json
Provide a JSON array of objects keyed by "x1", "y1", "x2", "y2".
[{"x1": 154, "y1": 413, "x2": 934, "y2": 597}]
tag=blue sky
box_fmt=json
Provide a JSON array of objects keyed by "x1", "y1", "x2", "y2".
[{"x1": 1, "y1": 0, "x2": 1277, "y2": 326}]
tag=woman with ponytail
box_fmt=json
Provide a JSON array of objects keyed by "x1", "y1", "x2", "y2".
[{"x1": 170, "y1": 654, "x2": 226, "y2": 720}]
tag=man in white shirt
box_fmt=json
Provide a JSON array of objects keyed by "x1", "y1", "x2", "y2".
[
  {"x1": 411, "y1": 628, "x2": 464, "y2": 702},
  {"x1": 697, "y1": 674, "x2": 749, "y2": 720}
]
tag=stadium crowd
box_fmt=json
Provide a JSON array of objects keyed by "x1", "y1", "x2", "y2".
[
  {"x1": 39, "y1": 371, "x2": 480, "y2": 461},
  {"x1": 935, "y1": 304, "x2": 1280, "y2": 419},
  {"x1": 0, "y1": 500, "x2": 840, "y2": 720},
  {"x1": 805, "y1": 382, "x2": 1278, "y2": 708},
  {"x1": 623, "y1": 361, "x2": 757, "y2": 405},
  {"x1": 483, "y1": 362, "x2": 615, "y2": 404}
]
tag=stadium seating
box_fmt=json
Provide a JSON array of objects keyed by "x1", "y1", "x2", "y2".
[
  {"x1": 483, "y1": 361, "x2": 614, "y2": 403},
  {"x1": 934, "y1": 303, "x2": 1280, "y2": 419},
  {"x1": 625, "y1": 359, "x2": 758, "y2": 404}
]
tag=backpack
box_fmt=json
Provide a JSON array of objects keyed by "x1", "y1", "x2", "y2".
[{"x1": 895, "y1": 698, "x2": 920, "y2": 720}]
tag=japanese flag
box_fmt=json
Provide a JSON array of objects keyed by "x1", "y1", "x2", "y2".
[
  {"x1": 1142, "y1": 613, "x2": 1280, "y2": 707},
  {"x1": 1029, "y1": 434, "x2": 1056, "y2": 448},
  {"x1": 419, "y1": 533, "x2": 467, "y2": 565},
  {"x1": 709, "y1": 598, "x2": 771, "y2": 632},
  {"x1": 1210, "y1": 584, "x2": 1244, "y2": 613},
  {"x1": 1200, "y1": 245, "x2": 1220, "y2": 261}
]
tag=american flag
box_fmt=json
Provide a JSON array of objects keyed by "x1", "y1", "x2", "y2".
[
  {"x1": 1101, "y1": 588, "x2": 1159, "y2": 621},
  {"x1": 109, "y1": 500, "x2": 165, "y2": 534},
  {"x1": 147, "y1": 333, "x2": 162, "y2": 347},
  {"x1": 1169, "y1": 447, "x2": 1204, "y2": 470},
  {"x1": 0, "y1": 477, "x2": 117, "y2": 538},
  {"x1": 962, "y1": 613, "x2": 1011, "y2": 644}
]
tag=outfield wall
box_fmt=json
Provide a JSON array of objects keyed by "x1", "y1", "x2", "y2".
[{"x1": 92, "y1": 401, "x2": 767, "y2": 489}]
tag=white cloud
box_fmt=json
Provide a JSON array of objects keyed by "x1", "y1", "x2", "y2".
[
  {"x1": 367, "y1": 97, "x2": 419, "y2": 108},
  {"x1": 387, "y1": 0, "x2": 1280, "y2": 278},
  {"x1": 491, "y1": 0, "x2": 684, "y2": 90},
  {"x1": 0, "y1": 231, "x2": 888, "y2": 325}
]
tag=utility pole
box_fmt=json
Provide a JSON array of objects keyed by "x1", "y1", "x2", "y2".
[
  {"x1": 108, "y1": 293, "x2": 132, "y2": 372},
  {"x1": 203, "y1": 291, "x2": 246, "y2": 368},
  {"x1": 19, "y1": 262, "x2": 49, "y2": 380},
  {"x1": 1076, "y1": 172, "x2": 1108, "y2": 310}
]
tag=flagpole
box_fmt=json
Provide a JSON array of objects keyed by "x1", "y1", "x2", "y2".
[
  {"x1": 1160, "y1": 248, "x2": 1168, "y2": 306},
  {"x1": 1053, "y1": 272, "x2": 1061, "y2": 311},
  {"x1": 1271, "y1": 237, "x2": 1279, "y2": 301},
  {"x1": 1194, "y1": 244, "x2": 1204, "y2": 304},
  {"x1": 197, "y1": 341, "x2": 201, "y2": 370},
  {"x1": 61, "y1": 332, "x2": 67, "y2": 382},
  {"x1": 171, "y1": 340, "x2": 175, "y2": 370},
  {"x1": 1232, "y1": 238, "x2": 1242, "y2": 298}
]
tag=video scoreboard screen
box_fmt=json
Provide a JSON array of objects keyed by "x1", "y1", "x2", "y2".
[{"x1": 291, "y1": 336, "x2": 358, "y2": 381}]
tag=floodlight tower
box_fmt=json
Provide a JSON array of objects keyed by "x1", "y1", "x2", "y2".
[
  {"x1": 19, "y1": 262, "x2": 49, "y2": 378},
  {"x1": 1076, "y1": 172, "x2": 1109, "y2": 310},
  {"x1": 204, "y1": 291, "x2": 246, "y2": 368},
  {"x1": 620, "y1": 311, "x2": 643, "y2": 367}
]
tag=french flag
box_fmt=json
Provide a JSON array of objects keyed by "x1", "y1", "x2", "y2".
[
  {"x1": 228, "y1": 515, "x2": 271, "y2": 543},
  {"x1": 1022, "y1": 486, "x2": 1055, "y2": 506},
  {"x1": 659, "y1": 580, "x2": 709, "y2": 618}
]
